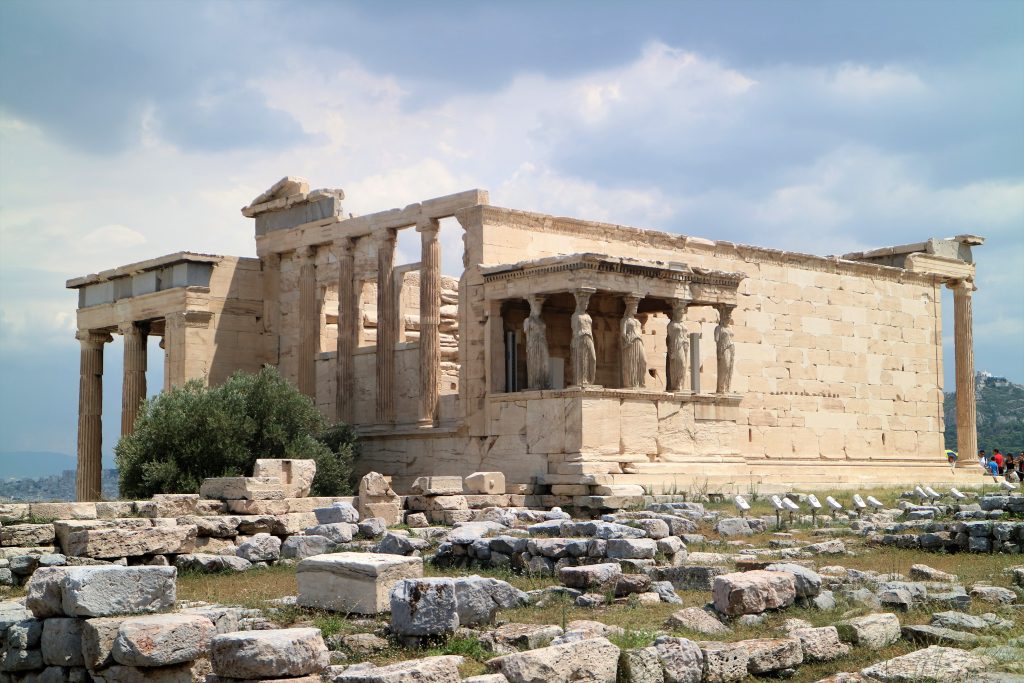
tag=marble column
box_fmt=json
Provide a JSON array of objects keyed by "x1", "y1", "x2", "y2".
[
  {"x1": 335, "y1": 238, "x2": 356, "y2": 424},
  {"x1": 296, "y1": 246, "x2": 317, "y2": 399},
  {"x1": 417, "y1": 218, "x2": 441, "y2": 425},
  {"x1": 951, "y1": 280, "x2": 978, "y2": 460},
  {"x1": 76, "y1": 329, "x2": 111, "y2": 502},
  {"x1": 120, "y1": 321, "x2": 148, "y2": 437},
  {"x1": 375, "y1": 229, "x2": 397, "y2": 423}
]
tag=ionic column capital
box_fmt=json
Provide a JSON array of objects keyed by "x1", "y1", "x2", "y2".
[
  {"x1": 416, "y1": 217, "x2": 440, "y2": 235},
  {"x1": 117, "y1": 321, "x2": 150, "y2": 337},
  {"x1": 295, "y1": 245, "x2": 315, "y2": 262},
  {"x1": 333, "y1": 236, "x2": 355, "y2": 254},
  {"x1": 947, "y1": 279, "x2": 976, "y2": 296},
  {"x1": 76, "y1": 330, "x2": 112, "y2": 348},
  {"x1": 375, "y1": 227, "x2": 397, "y2": 247}
]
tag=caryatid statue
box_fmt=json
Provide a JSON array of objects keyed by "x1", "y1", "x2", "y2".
[
  {"x1": 620, "y1": 295, "x2": 647, "y2": 389},
  {"x1": 524, "y1": 294, "x2": 550, "y2": 390},
  {"x1": 571, "y1": 289, "x2": 597, "y2": 386},
  {"x1": 666, "y1": 299, "x2": 688, "y2": 392},
  {"x1": 715, "y1": 305, "x2": 735, "y2": 394}
]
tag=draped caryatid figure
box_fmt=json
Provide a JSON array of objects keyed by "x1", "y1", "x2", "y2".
[
  {"x1": 571, "y1": 289, "x2": 596, "y2": 386},
  {"x1": 715, "y1": 305, "x2": 735, "y2": 394},
  {"x1": 666, "y1": 299, "x2": 688, "y2": 392},
  {"x1": 620, "y1": 296, "x2": 646, "y2": 389},
  {"x1": 524, "y1": 294, "x2": 550, "y2": 390}
]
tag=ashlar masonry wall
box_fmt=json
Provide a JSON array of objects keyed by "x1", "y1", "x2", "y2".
[{"x1": 458, "y1": 205, "x2": 946, "y2": 488}]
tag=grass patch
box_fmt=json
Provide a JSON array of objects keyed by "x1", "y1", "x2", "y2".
[{"x1": 176, "y1": 563, "x2": 297, "y2": 608}]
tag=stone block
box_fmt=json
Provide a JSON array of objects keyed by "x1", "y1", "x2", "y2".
[
  {"x1": 654, "y1": 636, "x2": 703, "y2": 683},
  {"x1": 65, "y1": 526, "x2": 196, "y2": 559},
  {"x1": 743, "y1": 637, "x2": 803, "y2": 675},
  {"x1": 27, "y1": 565, "x2": 176, "y2": 618},
  {"x1": 488, "y1": 636, "x2": 619, "y2": 683},
  {"x1": 296, "y1": 552, "x2": 423, "y2": 614},
  {"x1": 313, "y1": 502, "x2": 359, "y2": 524},
  {"x1": 253, "y1": 458, "x2": 317, "y2": 498},
  {"x1": 712, "y1": 570, "x2": 796, "y2": 616},
  {"x1": 465, "y1": 472, "x2": 506, "y2": 495},
  {"x1": 112, "y1": 613, "x2": 216, "y2": 666},
  {"x1": 1, "y1": 524, "x2": 56, "y2": 547},
  {"x1": 29, "y1": 502, "x2": 97, "y2": 520},
  {"x1": 235, "y1": 533, "x2": 281, "y2": 562},
  {"x1": 559, "y1": 563, "x2": 622, "y2": 591},
  {"x1": 210, "y1": 628, "x2": 328, "y2": 678},
  {"x1": 333, "y1": 655, "x2": 462, "y2": 682},
  {"x1": 81, "y1": 616, "x2": 122, "y2": 669},
  {"x1": 41, "y1": 617, "x2": 84, "y2": 666},
  {"x1": 390, "y1": 578, "x2": 460, "y2": 637},
  {"x1": 835, "y1": 612, "x2": 901, "y2": 648},
  {"x1": 282, "y1": 535, "x2": 335, "y2": 560},
  {"x1": 409, "y1": 476, "x2": 464, "y2": 495},
  {"x1": 700, "y1": 641, "x2": 749, "y2": 683},
  {"x1": 200, "y1": 476, "x2": 285, "y2": 501},
  {"x1": 175, "y1": 553, "x2": 251, "y2": 573}
]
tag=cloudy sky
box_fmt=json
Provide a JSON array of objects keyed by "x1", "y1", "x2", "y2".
[{"x1": 1, "y1": 0, "x2": 1022, "y2": 470}]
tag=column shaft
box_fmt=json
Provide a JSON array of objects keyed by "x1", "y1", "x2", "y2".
[
  {"x1": 418, "y1": 219, "x2": 441, "y2": 424},
  {"x1": 953, "y1": 281, "x2": 977, "y2": 460},
  {"x1": 120, "y1": 322, "x2": 148, "y2": 436},
  {"x1": 376, "y1": 230, "x2": 397, "y2": 423},
  {"x1": 335, "y1": 238, "x2": 356, "y2": 423},
  {"x1": 297, "y1": 247, "x2": 317, "y2": 399},
  {"x1": 76, "y1": 330, "x2": 110, "y2": 502}
]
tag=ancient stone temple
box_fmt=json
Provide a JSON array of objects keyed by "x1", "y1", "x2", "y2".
[{"x1": 67, "y1": 177, "x2": 983, "y2": 500}]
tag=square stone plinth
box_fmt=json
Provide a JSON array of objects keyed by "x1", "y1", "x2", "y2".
[{"x1": 296, "y1": 552, "x2": 423, "y2": 614}]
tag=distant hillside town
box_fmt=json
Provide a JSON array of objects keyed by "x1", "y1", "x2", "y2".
[{"x1": 0, "y1": 468, "x2": 119, "y2": 502}]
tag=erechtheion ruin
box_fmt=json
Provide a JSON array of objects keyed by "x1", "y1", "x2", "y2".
[{"x1": 67, "y1": 178, "x2": 984, "y2": 501}]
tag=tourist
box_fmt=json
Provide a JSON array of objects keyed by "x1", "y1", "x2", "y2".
[
  {"x1": 978, "y1": 449, "x2": 987, "y2": 469},
  {"x1": 1007, "y1": 454, "x2": 1021, "y2": 483},
  {"x1": 946, "y1": 449, "x2": 958, "y2": 471},
  {"x1": 988, "y1": 455, "x2": 1000, "y2": 480},
  {"x1": 993, "y1": 449, "x2": 1005, "y2": 474}
]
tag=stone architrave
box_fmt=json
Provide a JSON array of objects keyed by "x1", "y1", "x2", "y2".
[
  {"x1": 714, "y1": 306, "x2": 735, "y2": 394},
  {"x1": 76, "y1": 329, "x2": 112, "y2": 502},
  {"x1": 620, "y1": 295, "x2": 646, "y2": 389},
  {"x1": 666, "y1": 299, "x2": 688, "y2": 392},
  {"x1": 570, "y1": 288, "x2": 597, "y2": 386},
  {"x1": 119, "y1": 321, "x2": 148, "y2": 436},
  {"x1": 253, "y1": 459, "x2": 316, "y2": 498},
  {"x1": 524, "y1": 294, "x2": 550, "y2": 390}
]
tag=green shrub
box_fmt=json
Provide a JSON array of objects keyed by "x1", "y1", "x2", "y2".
[{"x1": 115, "y1": 365, "x2": 356, "y2": 499}]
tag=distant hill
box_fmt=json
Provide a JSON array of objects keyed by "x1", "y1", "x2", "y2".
[
  {"x1": 0, "y1": 451, "x2": 78, "y2": 479},
  {"x1": 945, "y1": 373, "x2": 1024, "y2": 454}
]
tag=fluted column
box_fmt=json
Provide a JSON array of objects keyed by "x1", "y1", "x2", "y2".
[
  {"x1": 417, "y1": 218, "x2": 441, "y2": 425},
  {"x1": 120, "y1": 321, "x2": 148, "y2": 436},
  {"x1": 335, "y1": 238, "x2": 356, "y2": 423},
  {"x1": 375, "y1": 229, "x2": 397, "y2": 423},
  {"x1": 951, "y1": 280, "x2": 977, "y2": 461},
  {"x1": 296, "y1": 246, "x2": 317, "y2": 399},
  {"x1": 76, "y1": 330, "x2": 111, "y2": 502}
]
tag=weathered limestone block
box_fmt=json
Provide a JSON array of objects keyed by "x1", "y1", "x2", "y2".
[
  {"x1": 764, "y1": 562, "x2": 822, "y2": 598},
  {"x1": 1, "y1": 524, "x2": 56, "y2": 547},
  {"x1": 282, "y1": 535, "x2": 334, "y2": 560},
  {"x1": 654, "y1": 636, "x2": 703, "y2": 683},
  {"x1": 835, "y1": 613, "x2": 901, "y2": 648},
  {"x1": 390, "y1": 578, "x2": 460, "y2": 637},
  {"x1": 29, "y1": 502, "x2": 97, "y2": 520},
  {"x1": 81, "y1": 616, "x2": 123, "y2": 669},
  {"x1": 465, "y1": 472, "x2": 506, "y2": 495},
  {"x1": 790, "y1": 626, "x2": 849, "y2": 662},
  {"x1": 253, "y1": 458, "x2": 317, "y2": 498},
  {"x1": 27, "y1": 565, "x2": 176, "y2": 618},
  {"x1": 332, "y1": 655, "x2": 462, "y2": 682},
  {"x1": 210, "y1": 628, "x2": 328, "y2": 679},
  {"x1": 235, "y1": 533, "x2": 282, "y2": 563},
  {"x1": 272, "y1": 512, "x2": 319, "y2": 535},
  {"x1": 296, "y1": 552, "x2": 423, "y2": 614},
  {"x1": 175, "y1": 553, "x2": 251, "y2": 573},
  {"x1": 410, "y1": 476, "x2": 464, "y2": 496},
  {"x1": 488, "y1": 636, "x2": 619, "y2": 683},
  {"x1": 226, "y1": 499, "x2": 290, "y2": 515},
  {"x1": 606, "y1": 538, "x2": 657, "y2": 560},
  {"x1": 177, "y1": 515, "x2": 240, "y2": 538},
  {"x1": 559, "y1": 563, "x2": 622, "y2": 591},
  {"x1": 112, "y1": 613, "x2": 215, "y2": 666},
  {"x1": 618, "y1": 646, "x2": 662, "y2": 683},
  {"x1": 200, "y1": 476, "x2": 285, "y2": 501},
  {"x1": 699, "y1": 641, "x2": 749, "y2": 683},
  {"x1": 87, "y1": 662, "x2": 206, "y2": 682},
  {"x1": 712, "y1": 571, "x2": 796, "y2": 616},
  {"x1": 361, "y1": 500, "x2": 402, "y2": 527},
  {"x1": 306, "y1": 523, "x2": 356, "y2": 544},
  {"x1": 96, "y1": 501, "x2": 137, "y2": 518},
  {"x1": 1, "y1": 618, "x2": 43, "y2": 672},
  {"x1": 0, "y1": 504, "x2": 29, "y2": 523},
  {"x1": 41, "y1": 617, "x2": 84, "y2": 666},
  {"x1": 665, "y1": 607, "x2": 730, "y2": 635},
  {"x1": 360, "y1": 471, "x2": 394, "y2": 497},
  {"x1": 313, "y1": 502, "x2": 359, "y2": 524},
  {"x1": 138, "y1": 494, "x2": 199, "y2": 518},
  {"x1": 743, "y1": 637, "x2": 803, "y2": 675},
  {"x1": 65, "y1": 525, "x2": 197, "y2": 559},
  {"x1": 860, "y1": 645, "x2": 986, "y2": 682},
  {"x1": 453, "y1": 576, "x2": 529, "y2": 626}
]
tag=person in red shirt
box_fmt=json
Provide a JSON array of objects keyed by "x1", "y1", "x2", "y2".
[{"x1": 993, "y1": 449, "x2": 1004, "y2": 474}]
